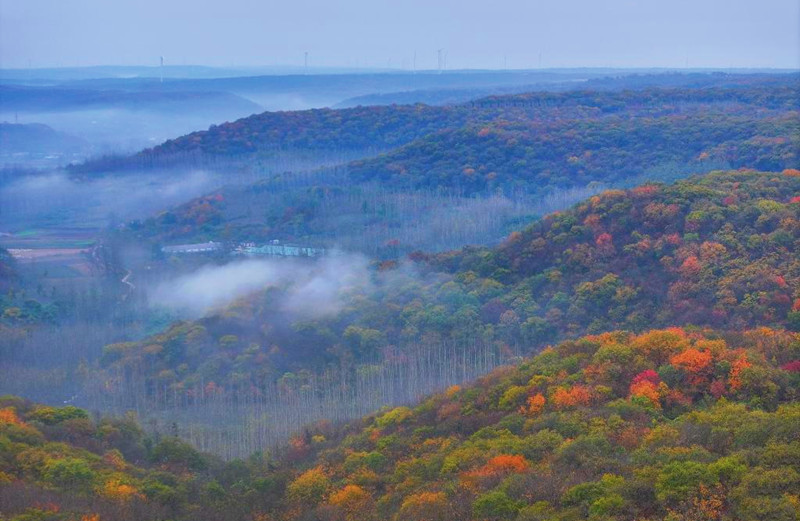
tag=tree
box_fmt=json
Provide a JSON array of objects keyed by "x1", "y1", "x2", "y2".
[
  {"x1": 287, "y1": 467, "x2": 330, "y2": 506},
  {"x1": 472, "y1": 490, "x2": 523, "y2": 520}
]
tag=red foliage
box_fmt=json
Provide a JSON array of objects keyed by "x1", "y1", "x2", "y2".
[
  {"x1": 631, "y1": 185, "x2": 659, "y2": 197},
  {"x1": 631, "y1": 369, "x2": 660, "y2": 386},
  {"x1": 679, "y1": 256, "x2": 703, "y2": 278},
  {"x1": 710, "y1": 379, "x2": 727, "y2": 398},
  {"x1": 780, "y1": 360, "x2": 800, "y2": 373},
  {"x1": 595, "y1": 232, "x2": 613, "y2": 247}
]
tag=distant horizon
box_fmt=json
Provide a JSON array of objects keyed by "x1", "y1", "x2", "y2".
[
  {"x1": 2, "y1": 0, "x2": 798, "y2": 70},
  {"x1": 2, "y1": 64, "x2": 799, "y2": 75}
]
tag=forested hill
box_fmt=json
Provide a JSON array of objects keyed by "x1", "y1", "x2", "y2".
[
  {"x1": 2, "y1": 327, "x2": 799, "y2": 520},
  {"x1": 114, "y1": 80, "x2": 798, "y2": 252},
  {"x1": 76, "y1": 77, "x2": 799, "y2": 174},
  {"x1": 259, "y1": 327, "x2": 800, "y2": 521},
  {"x1": 2, "y1": 172, "x2": 799, "y2": 520},
  {"x1": 104, "y1": 170, "x2": 800, "y2": 387},
  {"x1": 346, "y1": 111, "x2": 797, "y2": 194},
  {"x1": 80, "y1": 170, "x2": 800, "y2": 457},
  {"x1": 430, "y1": 169, "x2": 800, "y2": 333}
]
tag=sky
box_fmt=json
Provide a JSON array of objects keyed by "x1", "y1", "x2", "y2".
[{"x1": 1, "y1": 0, "x2": 798, "y2": 70}]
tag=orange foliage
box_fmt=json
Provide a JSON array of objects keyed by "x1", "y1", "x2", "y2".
[
  {"x1": 445, "y1": 385, "x2": 461, "y2": 398},
  {"x1": 552, "y1": 385, "x2": 592, "y2": 409},
  {"x1": 728, "y1": 356, "x2": 752, "y2": 392},
  {"x1": 521, "y1": 393, "x2": 546, "y2": 417},
  {"x1": 670, "y1": 348, "x2": 713, "y2": 374},
  {"x1": 476, "y1": 454, "x2": 530, "y2": 476},
  {"x1": 783, "y1": 168, "x2": 800, "y2": 177},
  {"x1": 0, "y1": 407, "x2": 24, "y2": 426},
  {"x1": 630, "y1": 380, "x2": 661, "y2": 409},
  {"x1": 101, "y1": 479, "x2": 144, "y2": 502},
  {"x1": 81, "y1": 515, "x2": 100, "y2": 521}
]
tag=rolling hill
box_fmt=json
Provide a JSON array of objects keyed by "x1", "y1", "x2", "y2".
[
  {"x1": 75, "y1": 76, "x2": 799, "y2": 173},
  {"x1": 78, "y1": 169, "x2": 800, "y2": 456},
  {"x1": 2, "y1": 326, "x2": 798, "y2": 520}
]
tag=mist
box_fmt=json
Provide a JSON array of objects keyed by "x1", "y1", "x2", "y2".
[
  {"x1": 0, "y1": 170, "x2": 220, "y2": 230},
  {"x1": 151, "y1": 253, "x2": 372, "y2": 318}
]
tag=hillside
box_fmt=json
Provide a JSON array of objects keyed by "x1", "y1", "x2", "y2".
[
  {"x1": 83, "y1": 170, "x2": 800, "y2": 455},
  {"x1": 348, "y1": 112, "x2": 797, "y2": 194},
  {"x1": 0, "y1": 395, "x2": 284, "y2": 521},
  {"x1": 2, "y1": 327, "x2": 798, "y2": 520},
  {"x1": 266, "y1": 327, "x2": 800, "y2": 521},
  {"x1": 113, "y1": 81, "x2": 799, "y2": 255},
  {"x1": 0, "y1": 85, "x2": 261, "y2": 115},
  {"x1": 77, "y1": 79, "x2": 799, "y2": 175}
]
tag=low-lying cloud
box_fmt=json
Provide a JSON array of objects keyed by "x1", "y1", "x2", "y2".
[
  {"x1": 151, "y1": 253, "x2": 372, "y2": 318},
  {"x1": 0, "y1": 170, "x2": 220, "y2": 229}
]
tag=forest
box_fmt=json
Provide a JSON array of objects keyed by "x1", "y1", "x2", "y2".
[
  {"x1": 5, "y1": 168, "x2": 796, "y2": 460},
  {"x1": 95, "y1": 78, "x2": 799, "y2": 260},
  {"x1": 2, "y1": 326, "x2": 798, "y2": 520},
  {"x1": 1, "y1": 65, "x2": 799, "y2": 521}
]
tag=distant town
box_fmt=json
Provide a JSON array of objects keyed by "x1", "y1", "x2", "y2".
[{"x1": 161, "y1": 240, "x2": 326, "y2": 258}]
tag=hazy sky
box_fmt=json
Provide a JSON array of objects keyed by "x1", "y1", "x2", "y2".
[{"x1": 1, "y1": 0, "x2": 798, "y2": 70}]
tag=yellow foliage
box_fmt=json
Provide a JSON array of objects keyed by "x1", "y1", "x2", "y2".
[
  {"x1": 101, "y1": 478, "x2": 144, "y2": 502},
  {"x1": 287, "y1": 467, "x2": 330, "y2": 505},
  {"x1": 632, "y1": 328, "x2": 690, "y2": 365},
  {"x1": 329, "y1": 484, "x2": 374, "y2": 520}
]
